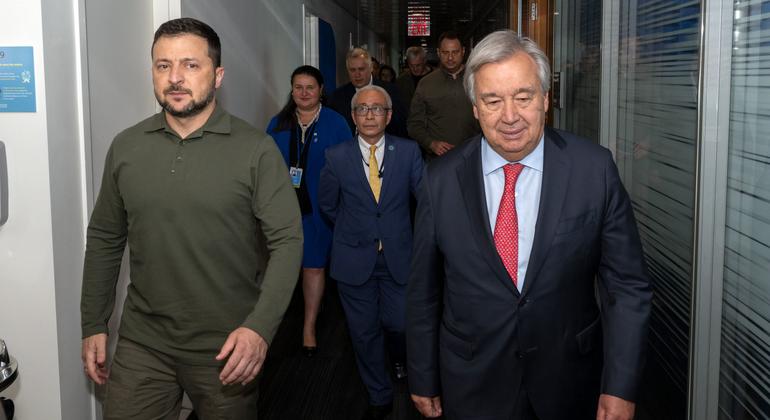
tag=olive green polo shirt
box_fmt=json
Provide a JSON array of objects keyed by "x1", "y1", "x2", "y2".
[
  {"x1": 81, "y1": 104, "x2": 303, "y2": 365},
  {"x1": 407, "y1": 67, "x2": 480, "y2": 153}
]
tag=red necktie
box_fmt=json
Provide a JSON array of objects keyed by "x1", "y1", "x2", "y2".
[{"x1": 494, "y1": 163, "x2": 524, "y2": 286}]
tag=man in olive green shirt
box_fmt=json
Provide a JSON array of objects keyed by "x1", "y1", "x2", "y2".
[
  {"x1": 80, "y1": 18, "x2": 302, "y2": 419},
  {"x1": 407, "y1": 31, "x2": 480, "y2": 157}
]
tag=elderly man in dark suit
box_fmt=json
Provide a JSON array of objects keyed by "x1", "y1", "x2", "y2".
[
  {"x1": 406, "y1": 30, "x2": 652, "y2": 420},
  {"x1": 327, "y1": 47, "x2": 408, "y2": 138},
  {"x1": 320, "y1": 85, "x2": 423, "y2": 420},
  {"x1": 396, "y1": 45, "x2": 432, "y2": 115}
]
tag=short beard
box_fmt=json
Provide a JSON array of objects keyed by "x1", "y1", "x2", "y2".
[{"x1": 157, "y1": 80, "x2": 216, "y2": 118}]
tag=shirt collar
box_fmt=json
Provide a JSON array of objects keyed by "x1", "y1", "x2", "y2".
[
  {"x1": 144, "y1": 102, "x2": 231, "y2": 139},
  {"x1": 481, "y1": 132, "x2": 545, "y2": 176},
  {"x1": 354, "y1": 75, "x2": 374, "y2": 92},
  {"x1": 358, "y1": 135, "x2": 385, "y2": 150},
  {"x1": 441, "y1": 65, "x2": 465, "y2": 80}
]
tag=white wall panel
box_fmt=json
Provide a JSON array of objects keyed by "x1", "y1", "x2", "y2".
[
  {"x1": 0, "y1": 1, "x2": 62, "y2": 419},
  {"x1": 182, "y1": 0, "x2": 382, "y2": 129}
]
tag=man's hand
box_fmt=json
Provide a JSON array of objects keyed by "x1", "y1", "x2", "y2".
[
  {"x1": 411, "y1": 394, "x2": 443, "y2": 418},
  {"x1": 82, "y1": 333, "x2": 109, "y2": 385},
  {"x1": 596, "y1": 394, "x2": 635, "y2": 420},
  {"x1": 216, "y1": 327, "x2": 268, "y2": 386},
  {"x1": 429, "y1": 140, "x2": 454, "y2": 156}
]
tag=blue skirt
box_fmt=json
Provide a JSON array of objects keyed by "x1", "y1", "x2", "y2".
[{"x1": 301, "y1": 211, "x2": 331, "y2": 268}]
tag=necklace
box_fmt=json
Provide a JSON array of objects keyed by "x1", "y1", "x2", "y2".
[{"x1": 297, "y1": 104, "x2": 322, "y2": 126}]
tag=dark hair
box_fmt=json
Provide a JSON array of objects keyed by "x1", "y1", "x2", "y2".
[
  {"x1": 379, "y1": 65, "x2": 396, "y2": 82},
  {"x1": 438, "y1": 31, "x2": 462, "y2": 48},
  {"x1": 153, "y1": 18, "x2": 221, "y2": 67},
  {"x1": 273, "y1": 65, "x2": 325, "y2": 132}
]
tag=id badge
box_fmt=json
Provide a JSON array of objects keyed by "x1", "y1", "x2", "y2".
[{"x1": 290, "y1": 167, "x2": 303, "y2": 188}]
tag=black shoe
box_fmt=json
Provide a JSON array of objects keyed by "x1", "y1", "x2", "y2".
[
  {"x1": 302, "y1": 346, "x2": 317, "y2": 358},
  {"x1": 361, "y1": 402, "x2": 392, "y2": 420},
  {"x1": 393, "y1": 362, "x2": 408, "y2": 380}
]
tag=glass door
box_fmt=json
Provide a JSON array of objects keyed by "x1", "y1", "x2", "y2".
[{"x1": 718, "y1": 1, "x2": 770, "y2": 418}]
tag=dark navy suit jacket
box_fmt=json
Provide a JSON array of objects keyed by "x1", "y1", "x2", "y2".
[
  {"x1": 319, "y1": 135, "x2": 423, "y2": 286},
  {"x1": 406, "y1": 128, "x2": 652, "y2": 420}
]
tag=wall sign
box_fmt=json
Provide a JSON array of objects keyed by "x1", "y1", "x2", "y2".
[
  {"x1": 408, "y1": 4, "x2": 430, "y2": 37},
  {"x1": 0, "y1": 47, "x2": 36, "y2": 112}
]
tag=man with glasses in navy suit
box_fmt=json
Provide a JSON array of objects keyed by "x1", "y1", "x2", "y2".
[{"x1": 320, "y1": 85, "x2": 423, "y2": 420}]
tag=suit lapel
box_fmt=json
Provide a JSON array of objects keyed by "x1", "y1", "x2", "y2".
[
  {"x1": 456, "y1": 137, "x2": 519, "y2": 296},
  {"x1": 521, "y1": 129, "x2": 571, "y2": 296},
  {"x1": 349, "y1": 138, "x2": 380, "y2": 206},
  {"x1": 378, "y1": 136, "x2": 395, "y2": 204},
  {"x1": 343, "y1": 84, "x2": 355, "y2": 116},
  {"x1": 348, "y1": 140, "x2": 374, "y2": 204}
]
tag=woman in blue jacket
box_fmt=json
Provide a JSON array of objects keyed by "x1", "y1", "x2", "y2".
[{"x1": 267, "y1": 65, "x2": 351, "y2": 356}]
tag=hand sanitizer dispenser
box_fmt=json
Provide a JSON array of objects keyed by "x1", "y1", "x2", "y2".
[{"x1": 0, "y1": 339, "x2": 17, "y2": 420}]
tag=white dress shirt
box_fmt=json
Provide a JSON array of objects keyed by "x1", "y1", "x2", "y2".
[
  {"x1": 481, "y1": 135, "x2": 544, "y2": 292},
  {"x1": 355, "y1": 75, "x2": 375, "y2": 92},
  {"x1": 358, "y1": 135, "x2": 385, "y2": 177}
]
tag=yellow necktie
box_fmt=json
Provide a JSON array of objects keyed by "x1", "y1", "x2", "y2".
[{"x1": 368, "y1": 145, "x2": 381, "y2": 202}]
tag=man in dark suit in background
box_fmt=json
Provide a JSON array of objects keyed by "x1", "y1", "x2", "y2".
[
  {"x1": 328, "y1": 48, "x2": 408, "y2": 138},
  {"x1": 406, "y1": 30, "x2": 652, "y2": 420},
  {"x1": 396, "y1": 46, "x2": 433, "y2": 116},
  {"x1": 320, "y1": 85, "x2": 423, "y2": 420}
]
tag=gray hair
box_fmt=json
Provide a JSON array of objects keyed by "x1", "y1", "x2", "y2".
[
  {"x1": 463, "y1": 30, "x2": 551, "y2": 104},
  {"x1": 351, "y1": 85, "x2": 392, "y2": 109},
  {"x1": 346, "y1": 47, "x2": 372, "y2": 68},
  {"x1": 405, "y1": 46, "x2": 427, "y2": 62}
]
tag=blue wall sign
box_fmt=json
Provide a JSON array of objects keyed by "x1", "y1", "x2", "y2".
[{"x1": 0, "y1": 47, "x2": 36, "y2": 112}]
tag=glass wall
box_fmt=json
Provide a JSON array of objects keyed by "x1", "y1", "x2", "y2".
[
  {"x1": 553, "y1": 0, "x2": 602, "y2": 141},
  {"x1": 613, "y1": 1, "x2": 701, "y2": 418},
  {"x1": 719, "y1": 1, "x2": 770, "y2": 418}
]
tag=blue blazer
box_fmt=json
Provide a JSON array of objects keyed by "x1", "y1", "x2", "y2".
[
  {"x1": 319, "y1": 135, "x2": 423, "y2": 286},
  {"x1": 406, "y1": 128, "x2": 652, "y2": 420},
  {"x1": 267, "y1": 107, "x2": 352, "y2": 267}
]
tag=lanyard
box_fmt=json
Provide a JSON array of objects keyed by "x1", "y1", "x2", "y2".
[
  {"x1": 289, "y1": 120, "x2": 317, "y2": 170},
  {"x1": 361, "y1": 144, "x2": 386, "y2": 178}
]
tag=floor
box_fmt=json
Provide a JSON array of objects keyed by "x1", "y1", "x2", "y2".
[
  {"x1": 185, "y1": 278, "x2": 657, "y2": 420},
  {"x1": 188, "y1": 278, "x2": 425, "y2": 420}
]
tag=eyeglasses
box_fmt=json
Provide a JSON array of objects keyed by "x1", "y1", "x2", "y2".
[{"x1": 353, "y1": 104, "x2": 390, "y2": 116}]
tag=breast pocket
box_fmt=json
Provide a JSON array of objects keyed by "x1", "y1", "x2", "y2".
[{"x1": 554, "y1": 210, "x2": 598, "y2": 238}]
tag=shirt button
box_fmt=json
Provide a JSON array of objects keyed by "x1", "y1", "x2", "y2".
[
  {"x1": 171, "y1": 169, "x2": 176, "y2": 174},
  {"x1": 176, "y1": 156, "x2": 182, "y2": 161}
]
